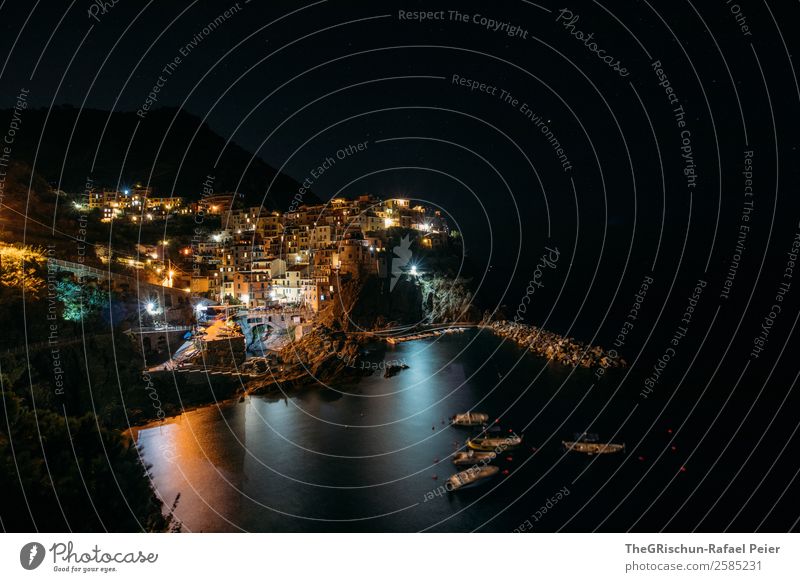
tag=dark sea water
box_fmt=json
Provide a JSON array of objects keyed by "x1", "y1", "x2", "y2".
[{"x1": 136, "y1": 329, "x2": 799, "y2": 532}]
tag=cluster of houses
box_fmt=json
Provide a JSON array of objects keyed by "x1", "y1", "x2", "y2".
[
  {"x1": 78, "y1": 183, "x2": 187, "y2": 222},
  {"x1": 185, "y1": 195, "x2": 450, "y2": 311},
  {"x1": 70, "y1": 182, "x2": 452, "y2": 313}
]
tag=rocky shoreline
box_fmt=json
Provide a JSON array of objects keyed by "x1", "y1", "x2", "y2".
[
  {"x1": 386, "y1": 326, "x2": 469, "y2": 344},
  {"x1": 486, "y1": 320, "x2": 625, "y2": 369},
  {"x1": 130, "y1": 319, "x2": 623, "y2": 428},
  {"x1": 243, "y1": 325, "x2": 369, "y2": 395}
]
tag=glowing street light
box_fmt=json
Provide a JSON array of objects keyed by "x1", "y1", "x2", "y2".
[
  {"x1": 410, "y1": 265, "x2": 418, "y2": 276},
  {"x1": 146, "y1": 302, "x2": 157, "y2": 315}
]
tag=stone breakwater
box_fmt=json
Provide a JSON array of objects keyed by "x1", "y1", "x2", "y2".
[{"x1": 486, "y1": 321, "x2": 625, "y2": 369}]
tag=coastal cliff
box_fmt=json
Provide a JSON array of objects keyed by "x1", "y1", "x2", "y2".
[
  {"x1": 419, "y1": 273, "x2": 480, "y2": 323},
  {"x1": 243, "y1": 270, "x2": 480, "y2": 394}
]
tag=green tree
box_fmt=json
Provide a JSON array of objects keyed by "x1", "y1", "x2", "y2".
[
  {"x1": 55, "y1": 277, "x2": 109, "y2": 321},
  {"x1": 0, "y1": 391, "x2": 178, "y2": 532}
]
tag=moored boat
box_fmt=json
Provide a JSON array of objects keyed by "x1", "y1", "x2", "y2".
[
  {"x1": 562, "y1": 439, "x2": 625, "y2": 455},
  {"x1": 466, "y1": 434, "x2": 522, "y2": 451},
  {"x1": 452, "y1": 450, "x2": 497, "y2": 466},
  {"x1": 447, "y1": 465, "x2": 500, "y2": 490},
  {"x1": 452, "y1": 412, "x2": 489, "y2": 426}
]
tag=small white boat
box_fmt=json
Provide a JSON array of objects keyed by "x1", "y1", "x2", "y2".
[
  {"x1": 452, "y1": 450, "x2": 496, "y2": 466},
  {"x1": 563, "y1": 433, "x2": 625, "y2": 455},
  {"x1": 447, "y1": 465, "x2": 500, "y2": 490},
  {"x1": 452, "y1": 412, "x2": 489, "y2": 426},
  {"x1": 467, "y1": 434, "x2": 522, "y2": 451}
]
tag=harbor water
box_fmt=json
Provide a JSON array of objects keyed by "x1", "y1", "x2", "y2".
[{"x1": 137, "y1": 329, "x2": 795, "y2": 532}]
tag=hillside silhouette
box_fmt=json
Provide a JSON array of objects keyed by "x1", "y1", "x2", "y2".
[{"x1": 0, "y1": 105, "x2": 312, "y2": 209}]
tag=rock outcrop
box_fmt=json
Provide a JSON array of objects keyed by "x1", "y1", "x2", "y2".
[
  {"x1": 383, "y1": 363, "x2": 409, "y2": 378},
  {"x1": 245, "y1": 325, "x2": 366, "y2": 394}
]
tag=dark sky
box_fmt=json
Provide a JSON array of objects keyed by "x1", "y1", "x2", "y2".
[{"x1": 2, "y1": 0, "x2": 799, "y2": 335}]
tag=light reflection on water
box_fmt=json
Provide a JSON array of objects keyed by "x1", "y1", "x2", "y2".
[{"x1": 137, "y1": 330, "x2": 638, "y2": 532}]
